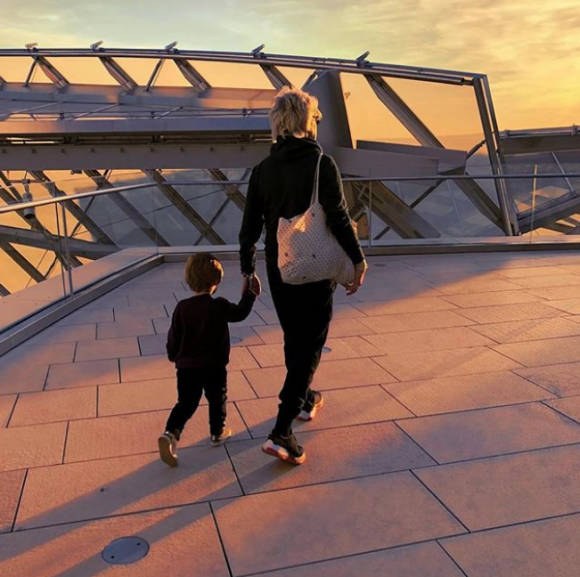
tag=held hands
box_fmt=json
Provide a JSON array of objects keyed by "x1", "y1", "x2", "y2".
[
  {"x1": 243, "y1": 273, "x2": 262, "y2": 297},
  {"x1": 343, "y1": 259, "x2": 368, "y2": 296}
]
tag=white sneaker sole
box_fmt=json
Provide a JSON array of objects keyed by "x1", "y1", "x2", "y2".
[
  {"x1": 262, "y1": 439, "x2": 306, "y2": 465},
  {"x1": 158, "y1": 435, "x2": 178, "y2": 467},
  {"x1": 296, "y1": 396, "x2": 324, "y2": 422}
]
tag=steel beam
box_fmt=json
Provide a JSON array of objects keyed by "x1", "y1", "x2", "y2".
[
  {"x1": 174, "y1": 60, "x2": 211, "y2": 92},
  {"x1": 29, "y1": 170, "x2": 116, "y2": 246},
  {"x1": 142, "y1": 169, "x2": 225, "y2": 244},
  {"x1": 366, "y1": 74, "x2": 443, "y2": 148},
  {"x1": 0, "y1": 240, "x2": 46, "y2": 282},
  {"x1": 0, "y1": 281, "x2": 9, "y2": 296},
  {"x1": 35, "y1": 56, "x2": 69, "y2": 89},
  {"x1": 260, "y1": 64, "x2": 292, "y2": 89},
  {"x1": 0, "y1": 225, "x2": 116, "y2": 259},
  {"x1": 83, "y1": 169, "x2": 170, "y2": 246},
  {"x1": 352, "y1": 181, "x2": 441, "y2": 238},
  {"x1": 473, "y1": 77, "x2": 516, "y2": 235},
  {"x1": 99, "y1": 56, "x2": 137, "y2": 91},
  {"x1": 518, "y1": 191, "x2": 580, "y2": 233},
  {"x1": 205, "y1": 168, "x2": 247, "y2": 211}
]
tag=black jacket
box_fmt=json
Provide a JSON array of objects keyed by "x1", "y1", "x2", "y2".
[
  {"x1": 166, "y1": 292, "x2": 255, "y2": 369},
  {"x1": 239, "y1": 136, "x2": 365, "y2": 276}
]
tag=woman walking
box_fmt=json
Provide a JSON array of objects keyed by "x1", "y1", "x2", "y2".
[{"x1": 239, "y1": 87, "x2": 367, "y2": 464}]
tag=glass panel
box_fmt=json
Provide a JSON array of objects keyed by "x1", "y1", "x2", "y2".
[
  {"x1": 190, "y1": 61, "x2": 274, "y2": 89},
  {"x1": 45, "y1": 57, "x2": 119, "y2": 85},
  {"x1": 153, "y1": 60, "x2": 192, "y2": 87},
  {"x1": 113, "y1": 58, "x2": 158, "y2": 86},
  {"x1": 0, "y1": 57, "x2": 35, "y2": 82}
]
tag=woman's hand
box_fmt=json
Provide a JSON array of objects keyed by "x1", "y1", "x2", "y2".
[
  {"x1": 243, "y1": 273, "x2": 262, "y2": 296},
  {"x1": 343, "y1": 260, "x2": 368, "y2": 296}
]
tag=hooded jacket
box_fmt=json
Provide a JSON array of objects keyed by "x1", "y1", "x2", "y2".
[{"x1": 239, "y1": 135, "x2": 365, "y2": 276}]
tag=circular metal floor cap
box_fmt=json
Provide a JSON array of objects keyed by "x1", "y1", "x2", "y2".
[
  {"x1": 230, "y1": 336, "x2": 243, "y2": 344},
  {"x1": 374, "y1": 263, "x2": 386, "y2": 267},
  {"x1": 322, "y1": 346, "x2": 332, "y2": 353},
  {"x1": 102, "y1": 537, "x2": 149, "y2": 565}
]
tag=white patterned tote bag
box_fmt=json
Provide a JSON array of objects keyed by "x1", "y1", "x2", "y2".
[{"x1": 277, "y1": 155, "x2": 355, "y2": 285}]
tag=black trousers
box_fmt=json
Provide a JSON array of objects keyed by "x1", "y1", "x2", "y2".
[
  {"x1": 165, "y1": 367, "x2": 227, "y2": 439},
  {"x1": 267, "y1": 264, "x2": 335, "y2": 437}
]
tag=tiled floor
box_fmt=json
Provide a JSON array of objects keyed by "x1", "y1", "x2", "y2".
[{"x1": 4, "y1": 253, "x2": 580, "y2": 575}]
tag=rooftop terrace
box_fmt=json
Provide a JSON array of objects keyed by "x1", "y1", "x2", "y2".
[{"x1": 3, "y1": 251, "x2": 580, "y2": 575}]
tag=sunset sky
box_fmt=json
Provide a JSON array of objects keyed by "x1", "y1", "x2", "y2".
[{"x1": 1, "y1": 0, "x2": 579, "y2": 130}]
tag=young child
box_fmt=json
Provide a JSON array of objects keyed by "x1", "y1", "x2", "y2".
[{"x1": 158, "y1": 253, "x2": 260, "y2": 467}]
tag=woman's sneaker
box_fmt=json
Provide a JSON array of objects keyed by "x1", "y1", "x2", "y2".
[
  {"x1": 158, "y1": 431, "x2": 178, "y2": 467},
  {"x1": 211, "y1": 426, "x2": 232, "y2": 447},
  {"x1": 297, "y1": 390, "x2": 324, "y2": 421},
  {"x1": 262, "y1": 432, "x2": 306, "y2": 465}
]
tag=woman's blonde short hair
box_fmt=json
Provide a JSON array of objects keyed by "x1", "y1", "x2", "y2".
[{"x1": 269, "y1": 87, "x2": 322, "y2": 140}]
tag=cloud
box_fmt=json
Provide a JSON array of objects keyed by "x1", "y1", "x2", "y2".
[{"x1": 0, "y1": 0, "x2": 578, "y2": 128}]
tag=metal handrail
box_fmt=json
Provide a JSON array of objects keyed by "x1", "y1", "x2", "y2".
[{"x1": 1, "y1": 173, "x2": 580, "y2": 216}]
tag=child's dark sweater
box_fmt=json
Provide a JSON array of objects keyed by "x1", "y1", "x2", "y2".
[{"x1": 167, "y1": 291, "x2": 256, "y2": 369}]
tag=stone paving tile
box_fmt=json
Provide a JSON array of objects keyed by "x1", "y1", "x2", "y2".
[
  {"x1": 545, "y1": 396, "x2": 580, "y2": 424},
  {"x1": 0, "y1": 342, "x2": 75, "y2": 368},
  {"x1": 441, "y1": 513, "x2": 580, "y2": 577},
  {"x1": 416, "y1": 444, "x2": 580, "y2": 531},
  {"x1": 98, "y1": 372, "x2": 256, "y2": 417},
  {"x1": 0, "y1": 422, "x2": 67, "y2": 472},
  {"x1": 515, "y1": 362, "x2": 580, "y2": 397},
  {"x1": 527, "y1": 285, "x2": 580, "y2": 300},
  {"x1": 224, "y1": 311, "x2": 266, "y2": 327},
  {"x1": 120, "y1": 354, "x2": 174, "y2": 382},
  {"x1": 364, "y1": 326, "x2": 494, "y2": 354},
  {"x1": 352, "y1": 297, "x2": 459, "y2": 316},
  {"x1": 248, "y1": 337, "x2": 381, "y2": 368},
  {"x1": 497, "y1": 265, "x2": 572, "y2": 278},
  {"x1": 546, "y1": 298, "x2": 580, "y2": 314},
  {"x1": 138, "y1": 333, "x2": 166, "y2": 356},
  {"x1": 358, "y1": 310, "x2": 474, "y2": 334},
  {"x1": 75, "y1": 336, "x2": 140, "y2": 362},
  {"x1": 470, "y1": 316, "x2": 580, "y2": 344},
  {"x1": 253, "y1": 319, "x2": 375, "y2": 344},
  {"x1": 236, "y1": 386, "x2": 413, "y2": 438},
  {"x1": 65, "y1": 405, "x2": 250, "y2": 462},
  {"x1": 383, "y1": 372, "x2": 551, "y2": 416},
  {"x1": 152, "y1": 316, "x2": 171, "y2": 334},
  {"x1": 25, "y1": 323, "x2": 96, "y2": 345},
  {"x1": 229, "y1": 326, "x2": 265, "y2": 347},
  {"x1": 213, "y1": 472, "x2": 466, "y2": 576},
  {"x1": 58, "y1": 308, "x2": 114, "y2": 325},
  {"x1": 242, "y1": 358, "x2": 397, "y2": 398},
  {"x1": 229, "y1": 347, "x2": 260, "y2": 370},
  {"x1": 229, "y1": 422, "x2": 435, "y2": 494},
  {"x1": 0, "y1": 365, "x2": 48, "y2": 395},
  {"x1": 0, "y1": 504, "x2": 229, "y2": 577},
  {"x1": 354, "y1": 287, "x2": 444, "y2": 302},
  {"x1": 16, "y1": 445, "x2": 241, "y2": 530},
  {"x1": 96, "y1": 318, "x2": 155, "y2": 339},
  {"x1": 113, "y1": 304, "x2": 169, "y2": 322},
  {"x1": 0, "y1": 395, "x2": 16, "y2": 426},
  {"x1": 82, "y1": 294, "x2": 129, "y2": 310},
  {"x1": 493, "y1": 335, "x2": 580, "y2": 366},
  {"x1": 267, "y1": 542, "x2": 465, "y2": 577},
  {"x1": 507, "y1": 274, "x2": 580, "y2": 289},
  {"x1": 0, "y1": 470, "x2": 25, "y2": 533},
  {"x1": 399, "y1": 403, "x2": 580, "y2": 463},
  {"x1": 452, "y1": 301, "x2": 563, "y2": 324},
  {"x1": 46, "y1": 358, "x2": 119, "y2": 389},
  {"x1": 429, "y1": 278, "x2": 523, "y2": 295},
  {"x1": 374, "y1": 347, "x2": 523, "y2": 381},
  {"x1": 9, "y1": 388, "x2": 96, "y2": 427},
  {"x1": 440, "y1": 290, "x2": 543, "y2": 308}
]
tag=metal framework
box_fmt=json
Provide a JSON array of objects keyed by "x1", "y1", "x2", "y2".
[{"x1": 0, "y1": 46, "x2": 578, "y2": 295}]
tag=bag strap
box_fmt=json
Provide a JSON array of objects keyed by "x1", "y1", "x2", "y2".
[{"x1": 310, "y1": 154, "x2": 323, "y2": 206}]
